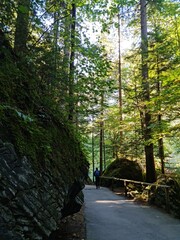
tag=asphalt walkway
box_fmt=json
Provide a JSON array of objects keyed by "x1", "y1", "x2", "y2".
[{"x1": 83, "y1": 185, "x2": 180, "y2": 240}]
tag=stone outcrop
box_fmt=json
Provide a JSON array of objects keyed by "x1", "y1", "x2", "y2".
[
  {"x1": 0, "y1": 136, "x2": 88, "y2": 239},
  {"x1": 101, "y1": 158, "x2": 143, "y2": 187},
  {"x1": 0, "y1": 30, "x2": 89, "y2": 239}
]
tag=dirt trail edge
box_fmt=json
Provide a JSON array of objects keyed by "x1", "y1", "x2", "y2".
[{"x1": 83, "y1": 185, "x2": 180, "y2": 240}]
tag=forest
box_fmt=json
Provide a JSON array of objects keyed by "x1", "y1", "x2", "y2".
[{"x1": 0, "y1": 0, "x2": 179, "y2": 183}]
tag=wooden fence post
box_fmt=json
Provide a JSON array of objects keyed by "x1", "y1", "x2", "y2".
[
  {"x1": 124, "y1": 181, "x2": 127, "y2": 197},
  {"x1": 111, "y1": 178, "x2": 114, "y2": 191},
  {"x1": 165, "y1": 187, "x2": 170, "y2": 212}
]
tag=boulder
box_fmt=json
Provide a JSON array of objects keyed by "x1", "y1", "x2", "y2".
[{"x1": 102, "y1": 158, "x2": 143, "y2": 187}]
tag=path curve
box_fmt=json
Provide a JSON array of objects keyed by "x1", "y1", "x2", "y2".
[{"x1": 83, "y1": 185, "x2": 180, "y2": 240}]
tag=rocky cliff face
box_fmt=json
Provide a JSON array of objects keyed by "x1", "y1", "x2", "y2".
[
  {"x1": 0, "y1": 31, "x2": 89, "y2": 239},
  {"x1": 0, "y1": 139, "x2": 87, "y2": 239},
  {"x1": 0, "y1": 108, "x2": 88, "y2": 239}
]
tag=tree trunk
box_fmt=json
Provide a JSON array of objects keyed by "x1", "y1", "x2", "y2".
[
  {"x1": 118, "y1": 11, "x2": 123, "y2": 148},
  {"x1": 53, "y1": 11, "x2": 60, "y2": 84},
  {"x1": 62, "y1": 1, "x2": 70, "y2": 102},
  {"x1": 157, "y1": 73, "x2": 165, "y2": 174},
  {"x1": 92, "y1": 128, "x2": 95, "y2": 182},
  {"x1": 99, "y1": 93, "x2": 104, "y2": 174},
  {"x1": 99, "y1": 121, "x2": 103, "y2": 174},
  {"x1": 158, "y1": 133, "x2": 165, "y2": 174},
  {"x1": 14, "y1": 0, "x2": 30, "y2": 53},
  {"x1": 140, "y1": 0, "x2": 156, "y2": 183},
  {"x1": 68, "y1": 3, "x2": 76, "y2": 121},
  {"x1": 103, "y1": 129, "x2": 106, "y2": 170}
]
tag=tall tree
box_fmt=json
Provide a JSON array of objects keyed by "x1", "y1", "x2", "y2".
[
  {"x1": 68, "y1": 2, "x2": 76, "y2": 121},
  {"x1": 118, "y1": 9, "x2": 123, "y2": 148},
  {"x1": 99, "y1": 93, "x2": 104, "y2": 174},
  {"x1": 14, "y1": 0, "x2": 31, "y2": 53},
  {"x1": 140, "y1": 0, "x2": 156, "y2": 182}
]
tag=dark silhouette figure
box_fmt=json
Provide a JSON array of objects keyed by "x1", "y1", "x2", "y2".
[{"x1": 94, "y1": 168, "x2": 100, "y2": 189}]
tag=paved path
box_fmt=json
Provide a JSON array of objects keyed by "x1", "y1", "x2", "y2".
[{"x1": 83, "y1": 185, "x2": 180, "y2": 240}]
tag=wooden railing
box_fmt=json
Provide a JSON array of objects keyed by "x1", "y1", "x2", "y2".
[{"x1": 100, "y1": 176, "x2": 171, "y2": 211}]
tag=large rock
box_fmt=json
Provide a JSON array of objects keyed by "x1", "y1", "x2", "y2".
[
  {"x1": 0, "y1": 31, "x2": 89, "y2": 239},
  {"x1": 102, "y1": 158, "x2": 143, "y2": 187},
  {"x1": 0, "y1": 106, "x2": 89, "y2": 239},
  {"x1": 0, "y1": 139, "x2": 87, "y2": 239}
]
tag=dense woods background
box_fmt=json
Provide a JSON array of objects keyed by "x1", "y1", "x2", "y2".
[{"x1": 0, "y1": 0, "x2": 179, "y2": 182}]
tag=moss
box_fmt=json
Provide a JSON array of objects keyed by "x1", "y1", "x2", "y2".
[
  {"x1": 0, "y1": 106, "x2": 46, "y2": 163},
  {"x1": 0, "y1": 32, "x2": 88, "y2": 186},
  {"x1": 102, "y1": 158, "x2": 143, "y2": 187},
  {"x1": 149, "y1": 175, "x2": 180, "y2": 218},
  {"x1": 0, "y1": 105, "x2": 88, "y2": 181}
]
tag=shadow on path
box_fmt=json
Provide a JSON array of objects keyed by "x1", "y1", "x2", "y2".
[{"x1": 84, "y1": 185, "x2": 180, "y2": 240}]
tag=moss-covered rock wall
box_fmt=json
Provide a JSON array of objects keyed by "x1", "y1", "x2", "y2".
[{"x1": 0, "y1": 106, "x2": 89, "y2": 239}]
